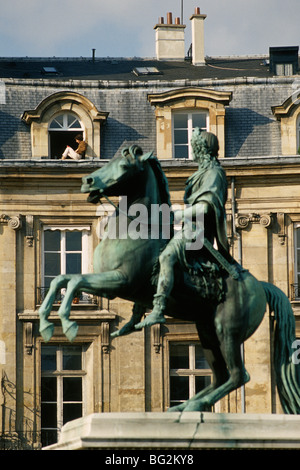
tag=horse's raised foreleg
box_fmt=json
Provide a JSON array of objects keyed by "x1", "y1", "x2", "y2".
[
  {"x1": 57, "y1": 271, "x2": 127, "y2": 342},
  {"x1": 111, "y1": 303, "x2": 145, "y2": 338},
  {"x1": 39, "y1": 275, "x2": 73, "y2": 342}
]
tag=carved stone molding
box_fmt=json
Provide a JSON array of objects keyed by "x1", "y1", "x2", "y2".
[
  {"x1": 25, "y1": 322, "x2": 33, "y2": 355},
  {"x1": 101, "y1": 322, "x2": 110, "y2": 354},
  {"x1": 0, "y1": 214, "x2": 22, "y2": 230},
  {"x1": 152, "y1": 323, "x2": 162, "y2": 354},
  {"x1": 235, "y1": 213, "x2": 272, "y2": 230},
  {"x1": 25, "y1": 215, "x2": 34, "y2": 247}
]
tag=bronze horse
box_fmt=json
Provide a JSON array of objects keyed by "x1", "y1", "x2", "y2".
[{"x1": 39, "y1": 146, "x2": 300, "y2": 413}]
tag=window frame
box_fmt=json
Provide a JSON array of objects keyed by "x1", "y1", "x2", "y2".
[
  {"x1": 168, "y1": 341, "x2": 212, "y2": 409},
  {"x1": 41, "y1": 343, "x2": 87, "y2": 446},
  {"x1": 40, "y1": 226, "x2": 91, "y2": 304},
  {"x1": 172, "y1": 110, "x2": 209, "y2": 159},
  {"x1": 42, "y1": 226, "x2": 90, "y2": 285}
]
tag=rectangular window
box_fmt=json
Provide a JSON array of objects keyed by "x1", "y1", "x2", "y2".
[
  {"x1": 169, "y1": 342, "x2": 212, "y2": 409},
  {"x1": 294, "y1": 225, "x2": 300, "y2": 300},
  {"x1": 40, "y1": 226, "x2": 90, "y2": 303},
  {"x1": 173, "y1": 112, "x2": 208, "y2": 159},
  {"x1": 275, "y1": 63, "x2": 293, "y2": 76},
  {"x1": 41, "y1": 344, "x2": 86, "y2": 447}
]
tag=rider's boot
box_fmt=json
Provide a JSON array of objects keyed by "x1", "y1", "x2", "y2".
[{"x1": 135, "y1": 294, "x2": 167, "y2": 329}]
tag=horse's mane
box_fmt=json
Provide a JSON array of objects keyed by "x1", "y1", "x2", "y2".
[{"x1": 140, "y1": 152, "x2": 172, "y2": 208}]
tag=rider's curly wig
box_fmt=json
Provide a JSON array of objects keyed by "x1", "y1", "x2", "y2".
[{"x1": 191, "y1": 128, "x2": 219, "y2": 167}]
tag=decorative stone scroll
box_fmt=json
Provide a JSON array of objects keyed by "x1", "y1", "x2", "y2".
[
  {"x1": 235, "y1": 213, "x2": 272, "y2": 230},
  {"x1": 0, "y1": 214, "x2": 22, "y2": 230}
]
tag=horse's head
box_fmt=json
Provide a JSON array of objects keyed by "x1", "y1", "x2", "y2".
[{"x1": 81, "y1": 145, "x2": 146, "y2": 204}]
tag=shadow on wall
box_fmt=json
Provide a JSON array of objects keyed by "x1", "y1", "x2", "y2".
[
  {"x1": 225, "y1": 108, "x2": 276, "y2": 157},
  {"x1": 0, "y1": 111, "x2": 28, "y2": 159},
  {"x1": 101, "y1": 118, "x2": 148, "y2": 159}
]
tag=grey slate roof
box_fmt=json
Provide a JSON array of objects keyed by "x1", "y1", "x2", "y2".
[{"x1": 0, "y1": 55, "x2": 297, "y2": 82}]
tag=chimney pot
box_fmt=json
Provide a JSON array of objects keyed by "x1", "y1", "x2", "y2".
[
  {"x1": 195, "y1": 7, "x2": 201, "y2": 15},
  {"x1": 175, "y1": 17, "x2": 180, "y2": 25},
  {"x1": 167, "y1": 12, "x2": 173, "y2": 24},
  {"x1": 159, "y1": 16, "x2": 164, "y2": 24}
]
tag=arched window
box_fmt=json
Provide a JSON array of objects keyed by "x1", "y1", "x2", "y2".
[{"x1": 48, "y1": 113, "x2": 84, "y2": 159}]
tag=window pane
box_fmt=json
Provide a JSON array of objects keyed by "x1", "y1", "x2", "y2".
[
  {"x1": 63, "y1": 377, "x2": 82, "y2": 401},
  {"x1": 195, "y1": 375, "x2": 211, "y2": 393},
  {"x1": 42, "y1": 347, "x2": 57, "y2": 371},
  {"x1": 66, "y1": 253, "x2": 81, "y2": 274},
  {"x1": 195, "y1": 345, "x2": 210, "y2": 369},
  {"x1": 66, "y1": 231, "x2": 82, "y2": 251},
  {"x1": 44, "y1": 230, "x2": 60, "y2": 251},
  {"x1": 170, "y1": 344, "x2": 189, "y2": 369},
  {"x1": 174, "y1": 146, "x2": 189, "y2": 159},
  {"x1": 63, "y1": 347, "x2": 82, "y2": 370},
  {"x1": 41, "y1": 403, "x2": 57, "y2": 428},
  {"x1": 192, "y1": 114, "x2": 207, "y2": 130},
  {"x1": 63, "y1": 403, "x2": 82, "y2": 425},
  {"x1": 170, "y1": 376, "x2": 189, "y2": 403},
  {"x1": 174, "y1": 129, "x2": 188, "y2": 145},
  {"x1": 42, "y1": 430, "x2": 57, "y2": 447},
  {"x1": 44, "y1": 252, "x2": 61, "y2": 276},
  {"x1": 68, "y1": 115, "x2": 82, "y2": 129},
  {"x1": 174, "y1": 113, "x2": 188, "y2": 129},
  {"x1": 49, "y1": 115, "x2": 64, "y2": 129},
  {"x1": 41, "y1": 377, "x2": 57, "y2": 401}
]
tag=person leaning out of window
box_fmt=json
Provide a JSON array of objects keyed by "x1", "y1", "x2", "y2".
[{"x1": 61, "y1": 134, "x2": 87, "y2": 160}]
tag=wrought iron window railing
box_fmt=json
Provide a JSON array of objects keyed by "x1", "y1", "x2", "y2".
[
  {"x1": 291, "y1": 284, "x2": 299, "y2": 301},
  {"x1": 37, "y1": 287, "x2": 98, "y2": 306},
  {"x1": 0, "y1": 431, "x2": 51, "y2": 450}
]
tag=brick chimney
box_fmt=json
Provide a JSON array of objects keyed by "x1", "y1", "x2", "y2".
[
  {"x1": 190, "y1": 7, "x2": 207, "y2": 66},
  {"x1": 154, "y1": 13, "x2": 186, "y2": 61}
]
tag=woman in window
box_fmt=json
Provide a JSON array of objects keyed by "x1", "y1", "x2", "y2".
[{"x1": 61, "y1": 134, "x2": 87, "y2": 160}]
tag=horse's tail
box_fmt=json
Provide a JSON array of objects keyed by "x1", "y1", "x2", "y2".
[{"x1": 261, "y1": 281, "x2": 300, "y2": 414}]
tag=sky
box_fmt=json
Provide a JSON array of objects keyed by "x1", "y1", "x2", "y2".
[{"x1": 0, "y1": 0, "x2": 299, "y2": 59}]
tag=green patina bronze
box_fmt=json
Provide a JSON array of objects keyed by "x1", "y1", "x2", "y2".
[{"x1": 39, "y1": 129, "x2": 300, "y2": 413}]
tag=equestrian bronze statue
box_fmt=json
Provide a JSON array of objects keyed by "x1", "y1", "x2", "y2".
[{"x1": 39, "y1": 129, "x2": 300, "y2": 414}]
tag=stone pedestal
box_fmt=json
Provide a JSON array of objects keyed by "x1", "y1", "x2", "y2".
[{"x1": 44, "y1": 412, "x2": 300, "y2": 450}]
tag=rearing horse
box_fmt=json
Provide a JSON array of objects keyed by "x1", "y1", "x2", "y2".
[{"x1": 39, "y1": 146, "x2": 300, "y2": 414}]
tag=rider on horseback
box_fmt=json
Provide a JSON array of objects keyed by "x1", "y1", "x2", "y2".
[{"x1": 135, "y1": 128, "x2": 230, "y2": 329}]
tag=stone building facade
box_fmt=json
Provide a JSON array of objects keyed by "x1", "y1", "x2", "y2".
[{"x1": 0, "y1": 9, "x2": 299, "y2": 449}]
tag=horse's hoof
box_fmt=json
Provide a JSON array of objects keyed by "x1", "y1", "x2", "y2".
[
  {"x1": 167, "y1": 403, "x2": 186, "y2": 412},
  {"x1": 40, "y1": 323, "x2": 54, "y2": 342},
  {"x1": 64, "y1": 321, "x2": 78, "y2": 342}
]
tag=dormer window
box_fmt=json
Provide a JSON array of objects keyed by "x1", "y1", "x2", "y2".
[
  {"x1": 269, "y1": 46, "x2": 299, "y2": 76},
  {"x1": 22, "y1": 91, "x2": 109, "y2": 159}
]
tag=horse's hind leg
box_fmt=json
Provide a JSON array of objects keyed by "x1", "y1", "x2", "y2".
[
  {"x1": 39, "y1": 275, "x2": 73, "y2": 342},
  {"x1": 111, "y1": 303, "x2": 145, "y2": 338},
  {"x1": 168, "y1": 342, "x2": 229, "y2": 412},
  {"x1": 182, "y1": 333, "x2": 249, "y2": 412}
]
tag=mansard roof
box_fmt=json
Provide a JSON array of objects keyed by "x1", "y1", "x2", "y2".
[{"x1": 0, "y1": 55, "x2": 298, "y2": 82}]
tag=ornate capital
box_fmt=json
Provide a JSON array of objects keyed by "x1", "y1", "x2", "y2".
[
  {"x1": 235, "y1": 213, "x2": 272, "y2": 230},
  {"x1": 1, "y1": 214, "x2": 22, "y2": 230}
]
